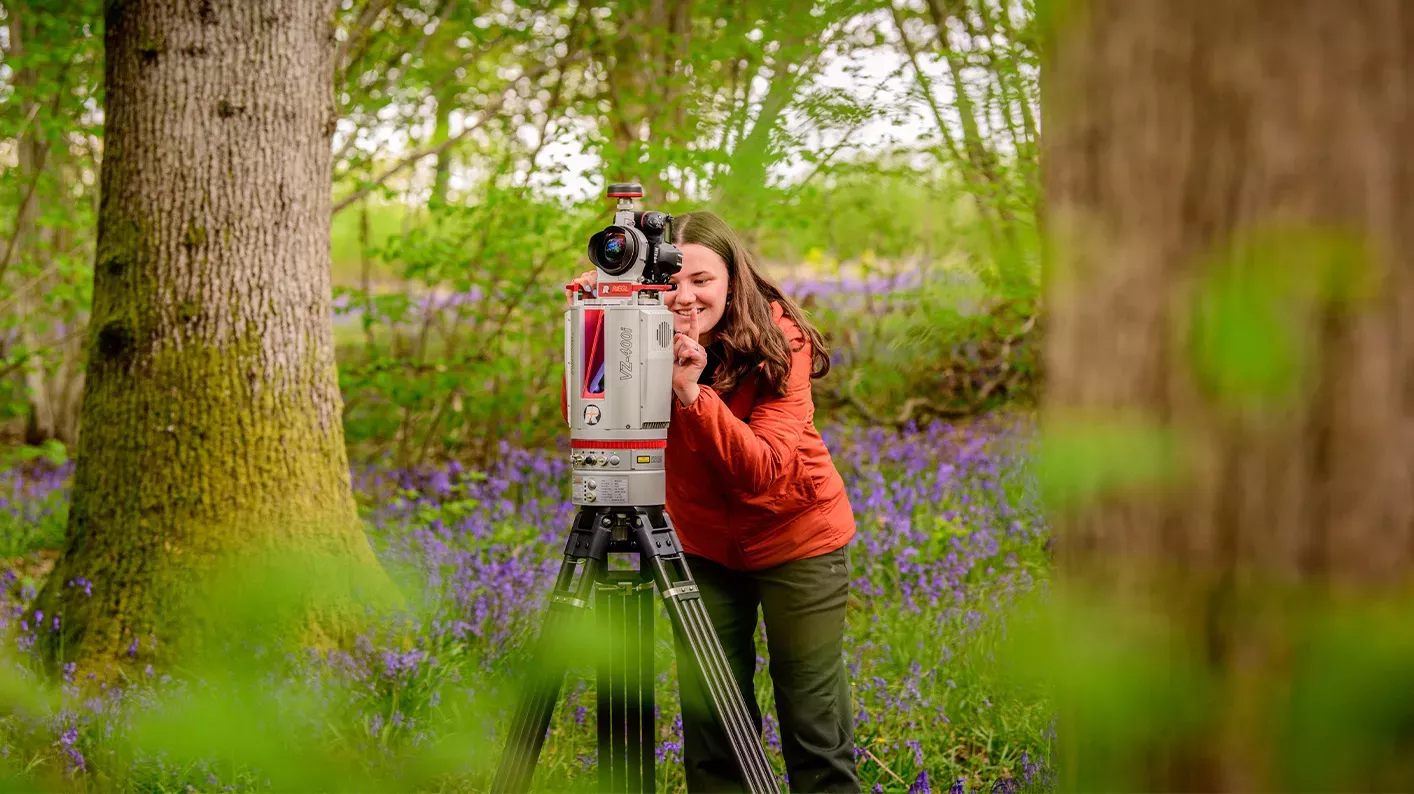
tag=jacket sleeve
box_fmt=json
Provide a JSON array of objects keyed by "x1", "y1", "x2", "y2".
[{"x1": 673, "y1": 316, "x2": 814, "y2": 496}]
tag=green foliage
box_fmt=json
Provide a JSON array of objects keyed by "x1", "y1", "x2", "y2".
[
  {"x1": 1279, "y1": 595, "x2": 1414, "y2": 791},
  {"x1": 1034, "y1": 415, "x2": 1191, "y2": 513},
  {"x1": 802, "y1": 267, "x2": 1041, "y2": 429},
  {"x1": 330, "y1": 201, "x2": 408, "y2": 287},
  {"x1": 750, "y1": 152, "x2": 978, "y2": 266},
  {"x1": 0, "y1": 417, "x2": 1055, "y2": 792},
  {"x1": 1188, "y1": 226, "x2": 1378, "y2": 413},
  {"x1": 0, "y1": 1, "x2": 103, "y2": 435},
  {"x1": 334, "y1": 184, "x2": 598, "y2": 467},
  {"x1": 997, "y1": 582, "x2": 1414, "y2": 792},
  {"x1": 997, "y1": 585, "x2": 1215, "y2": 792}
]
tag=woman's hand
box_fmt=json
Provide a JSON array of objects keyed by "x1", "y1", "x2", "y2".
[
  {"x1": 565, "y1": 269, "x2": 597, "y2": 305},
  {"x1": 672, "y1": 309, "x2": 707, "y2": 407}
]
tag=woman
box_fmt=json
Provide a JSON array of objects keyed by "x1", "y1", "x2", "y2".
[{"x1": 567, "y1": 211, "x2": 860, "y2": 793}]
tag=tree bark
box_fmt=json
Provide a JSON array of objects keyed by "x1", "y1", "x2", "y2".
[
  {"x1": 430, "y1": 92, "x2": 453, "y2": 206},
  {"x1": 594, "y1": 0, "x2": 667, "y2": 199},
  {"x1": 1044, "y1": 0, "x2": 1414, "y2": 789},
  {"x1": 32, "y1": 0, "x2": 391, "y2": 675},
  {"x1": 710, "y1": 52, "x2": 801, "y2": 215},
  {"x1": 9, "y1": 2, "x2": 50, "y2": 439},
  {"x1": 5, "y1": 1, "x2": 87, "y2": 448}
]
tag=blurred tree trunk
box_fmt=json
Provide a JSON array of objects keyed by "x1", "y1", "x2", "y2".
[
  {"x1": 431, "y1": 93, "x2": 454, "y2": 206},
  {"x1": 33, "y1": 0, "x2": 391, "y2": 675},
  {"x1": 17, "y1": 135, "x2": 86, "y2": 449},
  {"x1": 6, "y1": 1, "x2": 84, "y2": 447},
  {"x1": 926, "y1": 0, "x2": 1010, "y2": 221},
  {"x1": 9, "y1": 1, "x2": 48, "y2": 435},
  {"x1": 594, "y1": 0, "x2": 691, "y2": 203},
  {"x1": 1044, "y1": 0, "x2": 1414, "y2": 790},
  {"x1": 6, "y1": 1, "x2": 70, "y2": 446},
  {"x1": 709, "y1": 39, "x2": 802, "y2": 217}
]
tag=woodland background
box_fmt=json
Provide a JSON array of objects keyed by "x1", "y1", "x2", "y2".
[
  {"x1": 4, "y1": 0, "x2": 1414, "y2": 792},
  {"x1": 1, "y1": 0, "x2": 1040, "y2": 464}
]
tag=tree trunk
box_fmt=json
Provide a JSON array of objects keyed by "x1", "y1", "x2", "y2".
[
  {"x1": 16, "y1": 88, "x2": 85, "y2": 448},
  {"x1": 592, "y1": 0, "x2": 696, "y2": 203},
  {"x1": 5, "y1": 0, "x2": 100, "y2": 450},
  {"x1": 1043, "y1": 0, "x2": 1414, "y2": 790},
  {"x1": 8, "y1": 2, "x2": 53, "y2": 442},
  {"x1": 919, "y1": 0, "x2": 1026, "y2": 289},
  {"x1": 430, "y1": 91, "x2": 453, "y2": 206},
  {"x1": 33, "y1": 0, "x2": 391, "y2": 676},
  {"x1": 710, "y1": 56, "x2": 800, "y2": 219}
]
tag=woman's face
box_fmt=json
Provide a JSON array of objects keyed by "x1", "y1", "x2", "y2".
[{"x1": 665, "y1": 243, "x2": 731, "y2": 340}]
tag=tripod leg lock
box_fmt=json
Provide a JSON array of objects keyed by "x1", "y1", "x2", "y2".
[
  {"x1": 551, "y1": 594, "x2": 589, "y2": 608},
  {"x1": 660, "y1": 583, "x2": 700, "y2": 601}
]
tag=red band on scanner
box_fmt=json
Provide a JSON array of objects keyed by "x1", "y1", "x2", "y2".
[
  {"x1": 598, "y1": 283, "x2": 671, "y2": 297},
  {"x1": 571, "y1": 439, "x2": 667, "y2": 449}
]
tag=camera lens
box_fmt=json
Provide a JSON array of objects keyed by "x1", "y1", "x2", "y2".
[
  {"x1": 588, "y1": 226, "x2": 639, "y2": 275},
  {"x1": 602, "y1": 232, "x2": 626, "y2": 263},
  {"x1": 647, "y1": 242, "x2": 682, "y2": 284}
]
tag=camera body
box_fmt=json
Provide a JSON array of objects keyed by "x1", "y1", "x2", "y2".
[
  {"x1": 565, "y1": 184, "x2": 682, "y2": 507},
  {"x1": 587, "y1": 184, "x2": 683, "y2": 286}
]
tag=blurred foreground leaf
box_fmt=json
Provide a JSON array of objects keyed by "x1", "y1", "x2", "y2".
[
  {"x1": 1279, "y1": 593, "x2": 1414, "y2": 792},
  {"x1": 1036, "y1": 414, "x2": 1191, "y2": 512},
  {"x1": 1188, "y1": 226, "x2": 1378, "y2": 412},
  {"x1": 998, "y1": 585, "x2": 1213, "y2": 792}
]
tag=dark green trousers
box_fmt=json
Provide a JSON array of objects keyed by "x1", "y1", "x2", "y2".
[{"x1": 673, "y1": 547, "x2": 860, "y2": 793}]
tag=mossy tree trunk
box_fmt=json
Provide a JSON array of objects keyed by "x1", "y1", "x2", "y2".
[
  {"x1": 1044, "y1": 0, "x2": 1414, "y2": 790},
  {"x1": 32, "y1": 0, "x2": 390, "y2": 675}
]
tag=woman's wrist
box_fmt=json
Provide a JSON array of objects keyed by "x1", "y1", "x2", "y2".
[{"x1": 675, "y1": 383, "x2": 701, "y2": 407}]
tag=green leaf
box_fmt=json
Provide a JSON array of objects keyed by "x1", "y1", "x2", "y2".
[{"x1": 1036, "y1": 414, "x2": 1191, "y2": 512}]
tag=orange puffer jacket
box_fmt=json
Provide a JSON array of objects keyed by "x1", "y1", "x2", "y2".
[{"x1": 666, "y1": 301, "x2": 856, "y2": 570}]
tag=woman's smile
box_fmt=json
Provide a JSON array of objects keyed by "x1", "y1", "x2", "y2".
[{"x1": 666, "y1": 243, "x2": 730, "y2": 340}]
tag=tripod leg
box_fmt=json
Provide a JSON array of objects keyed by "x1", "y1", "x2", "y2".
[
  {"x1": 597, "y1": 580, "x2": 612, "y2": 789},
  {"x1": 631, "y1": 509, "x2": 782, "y2": 794},
  {"x1": 597, "y1": 566, "x2": 656, "y2": 793},
  {"x1": 599, "y1": 575, "x2": 628, "y2": 792},
  {"x1": 638, "y1": 573, "x2": 656, "y2": 789},
  {"x1": 491, "y1": 512, "x2": 613, "y2": 794}
]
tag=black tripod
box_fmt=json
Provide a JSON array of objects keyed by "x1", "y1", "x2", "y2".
[{"x1": 491, "y1": 505, "x2": 780, "y2": 793}]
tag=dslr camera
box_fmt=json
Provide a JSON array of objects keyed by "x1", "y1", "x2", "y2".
[{"x1": 586, "y1": 184, "x2": 683, "y2": 286}]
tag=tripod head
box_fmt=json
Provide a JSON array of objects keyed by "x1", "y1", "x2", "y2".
[{"x1": 565, "y1": 183, "x2": 678, "y2": 507}]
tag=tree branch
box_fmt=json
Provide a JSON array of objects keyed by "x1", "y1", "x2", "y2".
[
  {"x1": 331, "y1": 55, "x2": 582, "y2": 215},
  {"x1": 334, "y1": 0, "x2": 398, "y2": 84},
  {"x1": 889, "y1": 0, "x2": 965, "y2": 164},
  {"x1": 0, "y1": 141, "x2": 50, "y2": 286},
  {"x1": 778, "y1": 64, "x2": 909, "y2": 205}
]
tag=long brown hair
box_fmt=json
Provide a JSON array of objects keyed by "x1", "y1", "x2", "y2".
[{"x1": 671, "y1": 211, "x2": 830, "y2": 397}]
